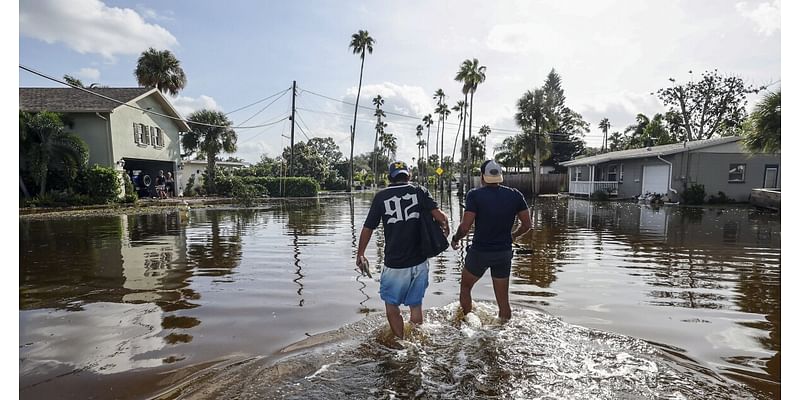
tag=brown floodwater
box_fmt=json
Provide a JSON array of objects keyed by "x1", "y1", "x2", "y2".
[{"x1": 19, "y1": 194, "x2": 780, "y2": 399}]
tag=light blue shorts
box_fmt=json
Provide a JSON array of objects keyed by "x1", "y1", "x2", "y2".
[{"x1": 379, "y1": 260, "x2": 429, "y2": 306}]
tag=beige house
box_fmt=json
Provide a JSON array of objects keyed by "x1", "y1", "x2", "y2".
[{"x1": 19, "y1": 87, "x2": 190, "y2": 197}]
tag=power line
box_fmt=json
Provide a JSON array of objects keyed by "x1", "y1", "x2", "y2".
[
  {"x1": 297, "y1": 86, "x2": 605, "y2": 138},
  {"x1": 238, "y1": 89, "x2": 291, "y2": 125},
  {"x1": 224, "y1": 87, "x2": 291, "y2": 116},
  {"x1": 19, "y1": 64, "x2": 282, "y2": 130},
  {"x1": 294, "y1": 111, "x2": 314, "y2": 140}
]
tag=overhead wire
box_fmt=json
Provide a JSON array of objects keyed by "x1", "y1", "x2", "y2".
[
  {"x1": 20, "y1": 64, "x2": 286, "y2": 130},
  {"x1": 224, "y1": 87, "x2": 291, "y2": 116},
  {"x1": 234, "y1": 89, "x2": 291, "y2": 126}
]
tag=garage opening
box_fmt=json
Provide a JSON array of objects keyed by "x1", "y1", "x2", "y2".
[
  {"x1": 122, "y1": 158, "x2": 176, "y2": 198},
  {"x1": 641, "y1": 164, "x2": 670, "y2": 196}
]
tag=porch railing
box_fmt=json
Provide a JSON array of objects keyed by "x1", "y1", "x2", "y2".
[{"x1": 569, "y1": 181, "x2": 619, "y2": 195}]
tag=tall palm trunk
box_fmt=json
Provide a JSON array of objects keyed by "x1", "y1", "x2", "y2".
[
  {"x1": 20, "y1": 176, "x2": 30, "y2": 198},
  {"x1": 349, "y1": 56, "x2": 365, "y2": 192},
  {"x1": 467, "y1": 91, "x2": 475, "y2": 189},
  {"x1": 207, "y1": 155, "x2": 217, "y2": 194},
  {"x1": 439, "y1": 116, "x2": 446, "y2": 191}
]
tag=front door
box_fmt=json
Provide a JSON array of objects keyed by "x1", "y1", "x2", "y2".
[{"x1": 763, "y1": 165, "x2": 779, "y2": 188}]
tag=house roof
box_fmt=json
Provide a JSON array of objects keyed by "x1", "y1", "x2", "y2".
[
  {"x1": 19, "y1": 87, "x2": 153, "y2": 113},
  {"x1": 559, "y1": 136, "x2": 743, "y2": 167},
  {"x1": 19, "y1": 87, "x2": 191, "y2": 131}
]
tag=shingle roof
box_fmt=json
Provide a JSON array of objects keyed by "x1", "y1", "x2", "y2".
[
  {"x1": 559, "y1": 136, "x2": 743, "y2": 167},
  {"x1": 19, "y1": 87, "x2": 153, "y2": 112}
]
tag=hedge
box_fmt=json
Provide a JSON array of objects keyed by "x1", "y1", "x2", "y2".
[{"x1": 241, "y1": 176, "x2": 319, "y2": 197}]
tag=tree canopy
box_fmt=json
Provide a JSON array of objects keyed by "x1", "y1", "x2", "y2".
[{"x1": 654, "y1": 70, "x2": 763, "y2": 141}]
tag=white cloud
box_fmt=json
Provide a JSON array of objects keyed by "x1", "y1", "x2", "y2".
[
  {"x1": 169, "y1": 95, "x2": 220, "y2": 117},
  {"x1": 19, "y1": 0, "x2": 178, "y2": 60},
  {"x1": 735, "y1": 0, "x2": 781, "y2": 36},
  {"x1": 486, "y1": 24, "x2": 540, "y2": 54},
  {"x1": 136, "y1": 4, "x2": 174, "y2": 21},
  {"x1": 76, "y1": 67, "x2": 100, "y2": 81}
]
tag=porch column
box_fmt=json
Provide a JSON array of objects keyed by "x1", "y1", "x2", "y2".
[{"x1": 589, "y1": 165, "x2": 595, "y2": 195}]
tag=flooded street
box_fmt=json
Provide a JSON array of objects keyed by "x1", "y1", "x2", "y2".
[{"x1": 19, "y1": 194, "x2": 780, "y2": 399}]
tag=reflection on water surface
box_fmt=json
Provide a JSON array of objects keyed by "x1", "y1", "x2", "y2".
[{"x1": 19, "y1": 195, "x2": 779, "y2": 399}]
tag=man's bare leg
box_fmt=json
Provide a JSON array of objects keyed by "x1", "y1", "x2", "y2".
[
  {"x1": 409, "y1": 305, "x2": 423, "y2": 325},
  {"x1": 385, "y1": 303, "x2": 404, "y2": 338},
  {"x1": 491, "y1": 277, "x2": 511, "y2": 320},
  {"x1": 459, "y1": 269, "x2": 481, "y2": 315}
]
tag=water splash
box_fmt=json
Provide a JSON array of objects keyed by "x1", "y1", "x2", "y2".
[{"x1": 174, "y1": 302, "x2": 764, "y2": 400}]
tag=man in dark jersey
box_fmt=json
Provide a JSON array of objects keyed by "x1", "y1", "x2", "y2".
[
  {"x1": 450, "y1": 160, "x2": 532, "y2": 320},
  {"x1": 357, "y1": 161, "x2": 450, "y2": 338}
]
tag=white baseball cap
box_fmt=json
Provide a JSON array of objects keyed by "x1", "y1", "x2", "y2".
[{"x1": 480, "y1": 160, "x2": 503, "y2": 183}]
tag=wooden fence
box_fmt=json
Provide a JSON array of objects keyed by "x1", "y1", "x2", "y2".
[{"x1": 470, "y1": 173, "x2": 567, "y2": 195}]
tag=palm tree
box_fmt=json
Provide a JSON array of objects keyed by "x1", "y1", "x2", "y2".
[
  {"x1": 432, "y1": 89, "x2": 445, "y2": 160},
  {"x1": 516, "y1": 88, "x2": 551, "y2": 194},
  {"x1": 183, "y1": 110, "x2": 237, "y2": 194},
  {"x1": 742, "y1": 90, "x2": 780, "y2": 154},
  {"x1": 478, "y1": 125, "x2": 491, "y2": 158},
  {"x1": 416, "y1": 124, "x2": 424, "y2": 165},
  {"x1": 451, "y1": 100, "x2": 467, "y2": 163},
  {"x1": 372, "y1": 94, "x2": 385, "y2": 188},
  {"x1": 422, "y1": 114, "x2": 434, "y2": 162},
  {"x1": 455, "y1": 58, "x2": 487, "y2": 187},
  {"x1": 598, "y1": 118, "x2": 611, "y2": 152},
  {"x1": 347, "y1": 30, "x2": 376, "y2": 191},
  {"x1": 21, "y1": 111, "x2": 89, "y2": 196},
  {"x1": 134, "y1": 47, "x2": 187, "y2": 96}
]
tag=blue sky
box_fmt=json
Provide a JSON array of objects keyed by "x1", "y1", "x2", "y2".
[{"x1": 19, "y1": 0, "x2": 782, "y2": 164}]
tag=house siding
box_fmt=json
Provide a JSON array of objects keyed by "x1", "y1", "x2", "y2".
[
  {"x1": 110, "y1": 95, "x2": 182, "y2": 164},
  {"x1": 63, "y1": 113, "x2": 114, "y2": 167},
  {"x1": 688, "y1": 152, "x2": 781, "y2": 202}
]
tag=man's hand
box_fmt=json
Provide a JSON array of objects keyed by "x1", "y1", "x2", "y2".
[
  {"x1": 439, "y1": 220, "x2": 450, "y2": 237},
  {"x1": 450, "y1": 237, "x2": 461, "y2": 250},
  {"x1": 356, "y1": 254, "x2": 366, "y2": 268}
]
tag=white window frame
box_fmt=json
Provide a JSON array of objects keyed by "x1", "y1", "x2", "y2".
[
  {"x1": 619, "y1": 163, "x2": 624, "y2": 182},
  {"x1": 728, "y1": 163, "x2": 746, "y2": 183},
  {"x1": 607, "y1": 165, "x2": 618, "y2": 182},
  {"x1": 133, "y1": 123, "x2": 141, "y2": 144}
]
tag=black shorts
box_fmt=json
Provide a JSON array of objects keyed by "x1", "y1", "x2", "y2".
[{"x1": 464, "y1": 247, "x2": 513, "y2": 279}]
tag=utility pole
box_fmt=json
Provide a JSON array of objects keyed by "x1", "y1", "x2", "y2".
[{"x1": 289, "y1": 80, "x2": 297, "y2": 176}]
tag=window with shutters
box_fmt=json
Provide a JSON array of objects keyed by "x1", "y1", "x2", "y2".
[
  {"x1": 133, "y1": 123, "x2": 140, "y2": 144},
  {"x1": 154, "y1": 127, "x2": 163, "y2": 147},
  {"x1": 144, "y1": 125, "x2": 151, "y2": 145}
]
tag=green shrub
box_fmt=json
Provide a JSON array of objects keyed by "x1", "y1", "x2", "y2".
[
  {"x1": 707, "y1": 191, "x2": 732, "y2": 204},
  {"x1": 590, "y1": 190, "x2": 609, "y2": 201},
  {"x1": 121, "y1": 173, "x2": 138, "y2": 204},
  {"x1": 681, "y1": 183, "x2": 705, "y2": 205},
  {"x1": 85, "y1": 165, "x2": 121, "y2": 203},
  {"x1": 23, "y1": 191, "x2": 93, "y2": 207},
  {"x1": 184, "y1": 174, "x2": 196, "y2": 197},
  {"x1": 241, "y1": 176, "x2": 319, "y2": 197}
]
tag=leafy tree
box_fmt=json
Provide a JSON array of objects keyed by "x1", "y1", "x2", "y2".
[
  {"x1": 654, "y1": 69, "x2": 763, "y2": 141},
  {"x1": 183, "y1": 110, "x2": 237, "y2": 193},
  {"x1": 281, "y1": 141, "x2": 328, "y2": 184},
  {"x1": 134, "y1": 47, "x2": 187, "y2": 96},
  {"x1": 307, "y1": 137, "x2": 343, "y2": 163},
  {"x1": 347, "y1": 30, "x2": 375, "y2": 191},
  {"x1": 742, "y1": 90, "x2": 780, "y2": 154},
  {"x1": 20, "y1": 111, "x2": 89, "y2": 196},
  {"x1": 515, "y1": 88, "x2": 550, "y2": 186},
  {"x1": 623, "y1": 113, "x2": 678, "y2": 149},
  {"x1": 542, "y1": 69, "x2": 588, "y2": 168},
  {"x1": 624, "y1": 114, "x2": 650, "y2": 149}
]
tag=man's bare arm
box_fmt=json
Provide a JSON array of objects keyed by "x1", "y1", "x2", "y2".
[
  {"x1": 450, "y1": 211, "x2": 476, "y2": 249},
  {"x1": 512, "y1": 208, "x2": 532, "y2": 241},
  {"x1": 431, "y1": 208, "x2": 450, "y2": 237},
  {"x1": 356, "y1": 227, "x2": 373, "y2": 266}
]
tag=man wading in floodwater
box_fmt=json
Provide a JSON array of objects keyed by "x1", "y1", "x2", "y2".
[
  {"x1": 450, "y1": 160, "x2": 532, "y2": 320},
  {"x1": 357, "y1": 161, "x2": 450, "y2": 338}
]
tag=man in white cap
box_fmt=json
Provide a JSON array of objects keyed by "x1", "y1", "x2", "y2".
[
  {"x1": 450, "y1": 159, "x2": 532, "y2": 320},
  {"x1": 357, "y1": 161, "x2": 450, "y2": 338}
]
